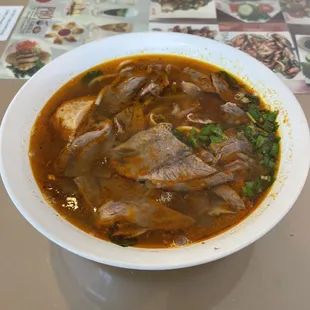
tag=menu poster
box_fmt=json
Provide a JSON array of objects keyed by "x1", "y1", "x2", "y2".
[
  {"x1": 291, "y1": 24, "x2": 310, "y2": 89},
  {"x1": 149, "y1": 0, "x2": 217, "y2": 19},
  {"x1": 0, "y1": 0, "x2": 149, "y2": 80},
  {"x1": 216, "y1": 1, "x2": 282, "y2": 24},
  {"x1": 216, "y1": 0, "x2": 310, "y2": 94},
  {"x1": 149, "y1": 22, "x2": 222, "y2": 41},
  {"x1": 279, "y1": 0, "x2": 310, "y2": 25},
  {"x1": 1, "y1": 0, "x2": 310, "y2": 94},
  {"x1": 221, "y1": 29, "x2": 307, "y2": 93}
]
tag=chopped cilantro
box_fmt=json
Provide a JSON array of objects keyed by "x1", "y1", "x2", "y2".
[
  {"x1": 81, "y1": 70, "x2": 103, "y2": 84},
  {"x1": 247, "y1": 104, "x2": 262, "y2": 122},
  {"x1": 187, "y1": 128, "x2": 200, "y2": 148},
  {"x1": 244, "y1": 93, "x2": 260, "y2": 105},
  {"x1": 217, "y1": 71, "x2": 239, "y2": 90},
  {"x1": 210, "y1": 136, "x2": 223, "y2": 143},
  {"x1": 244, "y1": 124, "x2": 258, "y2": 143},
  {"x1": 242, "y1": 178, "x2": 263, "y2": 197},
  {"x1": 270, "y1": 143, "x2": 279, "y2": 157},
  {"x1": 173, "y1": 124, "x2": 226, "y2": 149},
  {"x1": 200, "y1": 124, "x2": 226, "y2": 140},
  {"x1": 255, "y1": 135, "x2": 269, "y2": 149}
]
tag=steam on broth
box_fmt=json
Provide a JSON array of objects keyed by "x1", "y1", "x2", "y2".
[{"x1": 29, "y1": 55, "x2": 280, "y2": 248}]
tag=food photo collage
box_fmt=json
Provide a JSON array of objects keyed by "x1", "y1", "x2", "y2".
[{"x1": 1, "y1": 0, "x2": 310, "y2": 93}]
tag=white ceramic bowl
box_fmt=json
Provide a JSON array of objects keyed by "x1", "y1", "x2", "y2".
[{"x1": 1, "y1": 32, "x2": 309, "y2": 270}]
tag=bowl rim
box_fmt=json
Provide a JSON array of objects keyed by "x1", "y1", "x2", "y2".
[{"x1": 1, "y1": 32, "x2": 310, "y2": 270}]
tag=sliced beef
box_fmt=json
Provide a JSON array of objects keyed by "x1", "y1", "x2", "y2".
[
  {"x1": 51, "y1": 96, "x2": 95, "y2": 142},
  {"x1": 97, "y1": 199, "x2": 194, "y2": 231},
  {"x1": 55, "y1": 119, "x2": 115, "y2": 177},
  {"x1": 197, "y1": 150, "x2": 214, "y2": 164},
  {"x1": 114, "y1": 104, "x2": 145, "y2": 142},
  {"x1": 180, "y1": 81, "x2": 201, "y2": 98},
  {"x1": 74, "y1": 175, "x2": 107, "y2": 209},
  {"x1": 236, "y1": 153, "x2": 256, "y2": 165},
  {"x1": 138, "y1": 71, "x2": 169, "y2": 100},
  {"x1": 207, "y1": 201, "x2": 235, "y2": 216},
  {"x1": 184, "y1": 192, "x2": 210, "y2": 218},
  {"x1": 211, "y1": 73, "x2": 235, "y2": 102},
  {"x1": 95, "y1": 75, "x2": 147, "y2": 116},
  {"x1": 145, "y1": 171, "x2": 233, "y2": 191},
  {"x1": 224, "y1": 159, "x2": 249, "y2": 173},
  {"x1": 213, "y1": 185, "x2": 245, "y2": 210},
  {"x1": 220, "y1": 102, "x2": 249, "y2": 125},
  {"x1": 183, "y1": 67, "x2": 216, "y2": 93},
  {"x1": 110, "y1": 123, "x2": 228, "y2": 190},
  {"x1": 201, "y1": 172, "x2": 234, "y2": 188},
  {"x1": 140, "y1": 153, "x2": 216, "y2": 185},
  {"x1": 74, "y1": 174, "x2": 146, "y2": 209},
  {"x1": 209, "y1": 132, "x2": 252, "y2": 163},
  {"x1": 182, "y1": 68, "x2": 240, "y2": 103},
  {"x1": 110, "y1": 123, "x2": 193, "y2": 180}
]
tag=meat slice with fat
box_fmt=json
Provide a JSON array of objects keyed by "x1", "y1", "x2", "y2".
[
  {"x1": 213, "y1": 184, "x2": 245, "y2": 210},
  {"x1": 55, "y1": 119, "x2": 115, "y2": 177},
  {"x1": 51, "y1": 96, "x2": 95, "y2": 142},
  {"x1": 110, "y1": 123, "x2": 227, "y2": 190},
  {"x1": 97, "y1": 199, "x2": 194, "y2": 231}
]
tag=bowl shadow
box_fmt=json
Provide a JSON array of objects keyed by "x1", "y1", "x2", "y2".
[{"x1": 50, "y1": 243, "x2": 253, "y2": 310}]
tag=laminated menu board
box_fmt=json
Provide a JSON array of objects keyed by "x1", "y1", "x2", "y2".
[
  {"x1": 1, "y1": 0, "x2": 310, "y2": 94},
  {"x1": 0, "y1": 0, "x2": 149, "y2": 79},
  {"x1": 149, "y1": 0, "x2": 217, "y2": 19}
]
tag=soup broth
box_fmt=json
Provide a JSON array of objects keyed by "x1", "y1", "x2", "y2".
[{"x1": 29, "y1": 55, "x2": 280, "y2": 248}]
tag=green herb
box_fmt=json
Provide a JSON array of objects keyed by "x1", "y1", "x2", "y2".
[
  {"x1": 173, "y1": 128, "x2": 200, "y2": 148},
  {"x1": 262, "y1": 155, "x2": 270, "y2": 167},
  {"x1": 262, "y1": 155, "x2": 276, "y2": 171},
  {"x1": 200, "y1": 124, "x2": 226, "y2": 140},
  {"x1": 198, "y1": 124, "x2": 227, "y2": 146},
  {"x1": 242, "y1": 178, "x2": 264, "y2": 197},
  {"x1": 244, "y1": 109, "x2": 280, "y2": 174},
  {"x1": 255, "y1": 135, "x2": 268, "y2": 149},
  {"x1": 217, "y1": 71, "x2": 239, "y2": 90},
  {"x1": 260, "y1": 143, "x2": 271, "y2": 155},
  {"x1": 172, "y1": 128, "x2": 184, "y2": 140},
  {"x1": 244, "y1": 124, "x2": 258, "y2": 143},
  {"x1": 110, "y1": 235, "x2": 138, "y2": 247},
  {"x1": 262, "y1": 111, "x2": 278, "y2": 122},
  {"x1": 197, "y1": 135, "x2": 210, "y2": 142},
  {"x1": 246, "y1": 112, "x2": 257, "y2": 123},
  {"x1": 187, "y1": 128, "x2": 200, "y2": 148},
  {"x1": 173, "y1": 124, "x2": 227, "y2": 149},
  {"x1": 210, "y1": 136, "x2": 223, "y2": 143},
  {"x1": 267, "y1": 158, "x2": 276, "y2": 170},
  {"x1": 247, "y1": 104, "x2": 262, "y2": 121},
  {"x1": 262, "y1": 120, "x2": 275, "y2": 133},
  {"x1": 236, "y1": 92, "x2": 260, "y2": 105},
  {"x1": 270, "y1": 143, "x2": 279, "y2": 157},
  {"x1": 246, "y1": 93, "x2": 260, "y2": 105},
  {"x1": 81, "y1": 70, "x2": 103, "y2": 84},
  {"x1": 244, "y1": 102, "x2": 279, "y2": 134},
  {"x1": 242, "y1": 176, "x2": 273, "y2": 198}
]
